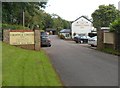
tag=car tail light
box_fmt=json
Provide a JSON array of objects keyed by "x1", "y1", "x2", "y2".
[{"x1": 48, "y1": 39, "x2": 51, "y2": 42}]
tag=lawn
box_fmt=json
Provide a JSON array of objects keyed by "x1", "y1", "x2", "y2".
[{"x1": 2, "y1": 42, "x2": 62, "y2": 86}]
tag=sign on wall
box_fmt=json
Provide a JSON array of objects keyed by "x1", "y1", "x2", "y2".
[
  {"x1": 103, "y1": 32, "x2": 114, "y2": 44},
  {"x1": 10, "y1": 31, "x2": 34, "y2": 45}
]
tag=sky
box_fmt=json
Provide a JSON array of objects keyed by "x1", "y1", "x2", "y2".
[{"x1": 44, "y1": 0, "x2": 120, "y2": 21}]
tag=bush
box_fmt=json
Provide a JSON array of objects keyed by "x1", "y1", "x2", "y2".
[
  {"x1": 100, "y1": 48, "x2": 120, "y2": 56},
  {"x1": 2, "y1": 24, "x2": 30, "y2": 30},
  {"x1": 110, "y1": 18, "x2": 120, "y2": 32},
  {"x1": 60, "y1": 34, "x2": 65, "y2": 39}
]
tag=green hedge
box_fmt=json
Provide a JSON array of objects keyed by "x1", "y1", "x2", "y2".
[
  {"x1": 110, "y1": 18, "x2": 120, "y2": 32},
  {"x1": 2, "y1": 24, "x2": 30, "y2": 30}
]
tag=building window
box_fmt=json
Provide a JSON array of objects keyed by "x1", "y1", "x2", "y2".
[{"x1": 66, "y1": 34, "x2": 69, "y2": 37}]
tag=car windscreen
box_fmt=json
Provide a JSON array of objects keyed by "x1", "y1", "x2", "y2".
[{"x1": 41, "y1": 32, "x2": 48, "y2": 36}]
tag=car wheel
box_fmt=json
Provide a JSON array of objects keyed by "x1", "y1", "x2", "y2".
[
  {"x1": 91, "y1": 44, "x2": 94, "y2": 47},
  {"x1": 75, "y1": 41, "x2": 79, "y2": 43}
]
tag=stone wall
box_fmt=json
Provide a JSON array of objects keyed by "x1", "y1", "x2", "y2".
[
  {"x1": 3, "y1": 29, "x2": 10, "y2": 44},
  {"x1": 15, "y1": 44, "x2": 35, "y2": 50},
  {"x1": 115, "y1": 32, "x2": 120, "y2": 51},
  {"x1": 97, "y1": 28, "x2": 117, "y2": 50},
  {"x1": 103, "y1": 32, "x2": 115, "y2": 49},
  {"x1": 3, "y1": 29, "x2": 41, "y2": 51},
  {"x1": 34, "y1": 30, "x2": 41, "y2": 51},
  {"x1": 97, "y1": 29, "x2": 104, "y2": 50}
]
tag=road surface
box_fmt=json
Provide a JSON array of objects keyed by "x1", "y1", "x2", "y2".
[{"x1": 42, "y1": 35, "x2": 118, "y2": 86}]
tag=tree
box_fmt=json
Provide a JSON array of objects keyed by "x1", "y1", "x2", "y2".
[
  {"x1": 110, "y1": 18, "x2": 120, "y2": 32},
  {"x1": 2, "y1": 2, "x2": 47, "y2": 25},
  {"x1": 62, "y1": 20, "x2": 71, "y2": 29},
  {"x1": 42, "y1": 13, "x2": 54, "y2": 30},
  {"x1": 2, "y1": 2, "x2": 71, "y2": 31},
  {"x1": 92, "y1": 4, "x2": 120, "y2": 29}
]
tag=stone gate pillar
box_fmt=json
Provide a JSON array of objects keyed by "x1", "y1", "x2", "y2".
[
  {"x1": 97, "y1": 29, "x2": 104, "y2": 50},
  {"x1": 34, "y1": 30, "x2": 41, "y2": 51}
]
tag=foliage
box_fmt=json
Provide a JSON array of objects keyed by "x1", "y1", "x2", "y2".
[
  {"x1": 2, "y1": 43, "x2": 62, "y2": 86},
  {"x1": 2, "y1": 2, "x2": 71, "y2": 31},
  {"x1": 2, "y1": 23, "x2": 29, "y2": 30},
  {"x1": 59, "y1": 34, "x2": 65, "y2": 39},
  {"x1": 92, "y1": 4, "x2": 120, "y2": 28},
  {"x1": 100, "y1": 48, "x2": 120, "y2": 56},
  {"x1": 2, "y1": 2, "x2": 47, "y2": 27},
  {"x1": 73, "y1": 33, "x2": 76, "y2": 36},
  {"x1": 109, "y1": 18, "x2": 120, "y2": 32}
]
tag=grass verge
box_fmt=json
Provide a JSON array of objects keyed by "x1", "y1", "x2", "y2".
[
  {"x1": 99, "y1": 48, "x2": 120, "y2": 56},
  {"x1": 2, "y1": 42, "x2": 62, "y2": 86}
]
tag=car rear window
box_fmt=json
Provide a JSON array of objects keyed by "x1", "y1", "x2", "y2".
[{"x1": 41, "y1": 32, "x2": 48, "y2": 36}]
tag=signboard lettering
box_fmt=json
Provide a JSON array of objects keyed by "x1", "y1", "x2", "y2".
[{"x1": 10, "y1": 32, "x2": 34, "y2": 45}]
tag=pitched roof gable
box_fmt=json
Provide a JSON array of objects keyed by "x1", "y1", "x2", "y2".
[{"x1": 72, "y1": 16, "x2": 92, "y2": 23}]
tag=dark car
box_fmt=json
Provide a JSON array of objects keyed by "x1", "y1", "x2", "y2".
[
  {"x1": 41, "y1": 32, "x2": 51, "y2": 47},
  {"x1": 74, "y1": 35, "x2": 90, "y2": 43}
]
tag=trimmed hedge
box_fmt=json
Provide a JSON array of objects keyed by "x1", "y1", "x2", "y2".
[{"x1": 2, "y1": 24, "x2": 30, "y2": 30}]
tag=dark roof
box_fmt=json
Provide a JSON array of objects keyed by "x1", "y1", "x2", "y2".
[
  {"x1": 60, "y1": 29, "x2": 71, "y2": 33},
  {"x1": 72, "y1": 16, "x2": 92, "y2": 23}
]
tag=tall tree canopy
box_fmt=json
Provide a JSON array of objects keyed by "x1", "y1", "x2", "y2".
[
  {"x1": 92, "y1": 4, "x2": 120, "y2": 28},
  {"x1": 2, "y1": 2, "x2": 71, "y2": 31},
  {"x1": 2, "y1": 2, "x2": 47, "y2": 25}
]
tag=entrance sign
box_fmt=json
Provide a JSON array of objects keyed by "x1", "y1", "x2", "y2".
[{"x1": 10, "y1": 31, "x2": 34, "y2": 45}]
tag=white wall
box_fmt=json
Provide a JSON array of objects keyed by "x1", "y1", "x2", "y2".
[
  {"x1": 118, "y1": 1, "x2": 120, "y2": 11},
  {"x1": 71, "y1": 17, "x2": 93, "y2": 38}
]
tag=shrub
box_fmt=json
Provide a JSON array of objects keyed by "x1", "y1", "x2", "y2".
[
  {"x1": 60, "y1": 34, "x2": 65, "y2": 39},
  {"x1": 110, "y1": 18, "x2": 120, "y2": 32},
  {"x1": 2, "y1": 24, "x2": 30, "y2": 30}
]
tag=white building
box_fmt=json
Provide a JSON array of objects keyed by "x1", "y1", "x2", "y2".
[
  {"x1": 118, "y1": 1, "x2": 120, "y2": 11},
  {"x1": 71, "y1": 16, "x2": 93, "y2": 38}
]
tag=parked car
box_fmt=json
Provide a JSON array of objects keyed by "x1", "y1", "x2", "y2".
[
  {"x1": 74, "y1": 35, "x2": 90, "y2": 43},
  {"x1": 88, "y1": 36, "x2": 97, "y2": 47},
  {"x1": 41, "y1": 32, "x2": 51, "y2": 47}
]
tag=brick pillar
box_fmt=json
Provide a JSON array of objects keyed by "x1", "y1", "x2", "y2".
[
  {"x1": 34, "y1": 30, "x2": 41, "y2": 51},
  {"x1": 3, "y1": 29, "x2": 10, "y2": 44}
]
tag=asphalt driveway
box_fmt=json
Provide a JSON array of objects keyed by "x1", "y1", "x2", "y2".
[{"x1": 42, "y1": 35, "x2": 118, "y2": 86}]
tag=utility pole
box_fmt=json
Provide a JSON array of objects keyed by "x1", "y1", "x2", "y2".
[{"x1": 23, "y1": 10, "x2": 25, "y2": 27}]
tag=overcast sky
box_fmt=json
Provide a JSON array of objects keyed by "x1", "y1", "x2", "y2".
[{"x1": 44, "y1": 0, "x2": 119, "y2": 21}]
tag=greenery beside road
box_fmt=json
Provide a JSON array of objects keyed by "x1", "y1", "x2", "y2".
[
  {"x1": 2, "y1": 2, "x2": 71, "y2": 31},
  {"x1": 92, "y1": 4, "x2": 120, "y2": 29},
  {"x1": 2, "y1": 23, "x2": 30, "y2": 30},
  {"x1": 99, "y1": 48, "x2": 120, "y2": 56},
  {"x1": 2, "y1": 43, "x2": 62, "y2": 86}
]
